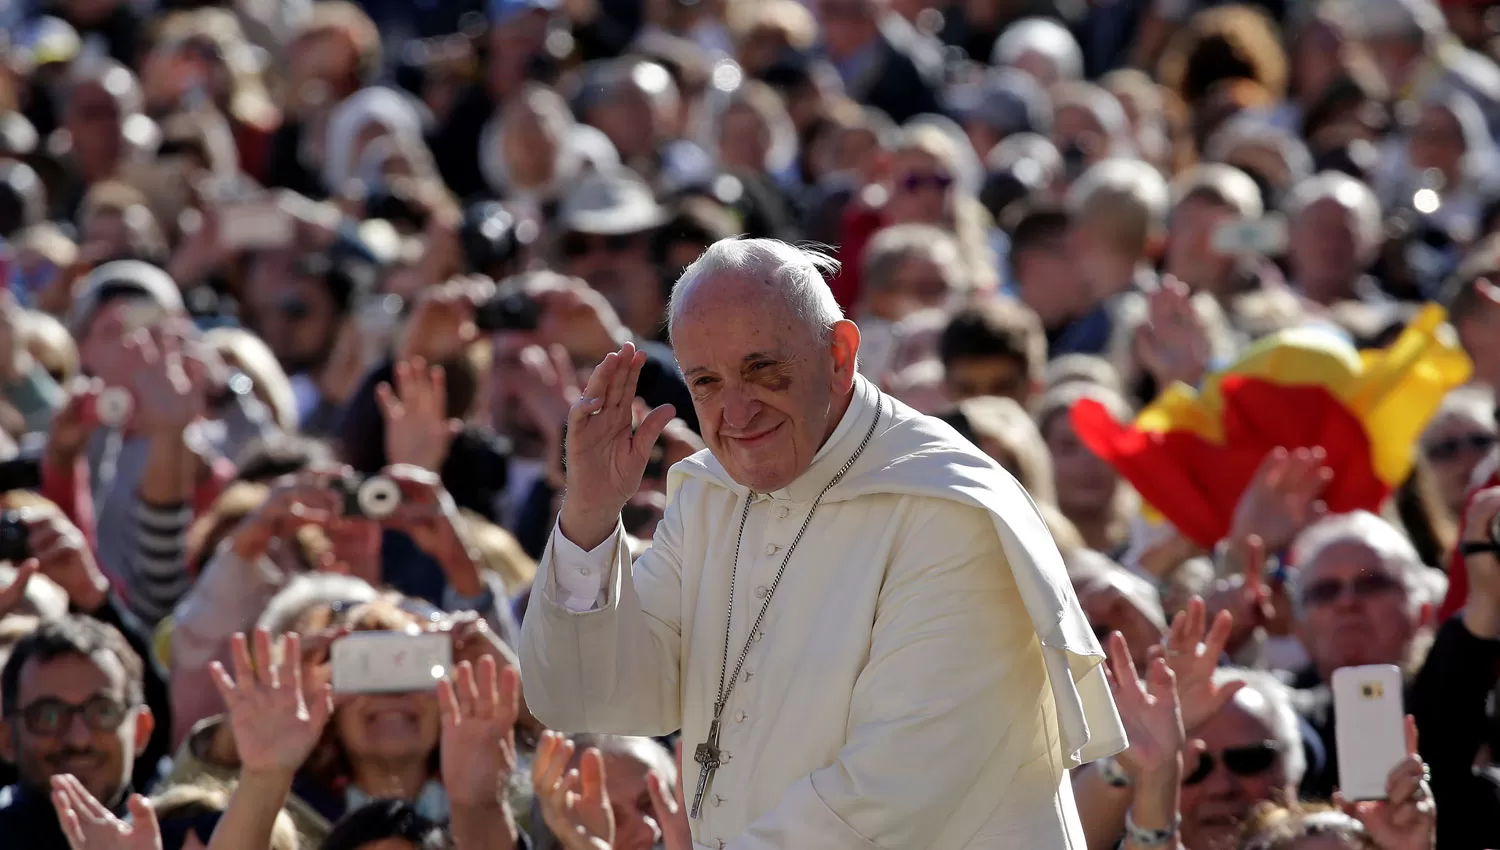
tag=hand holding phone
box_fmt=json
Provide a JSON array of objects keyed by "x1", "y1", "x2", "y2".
[
  {"x1": 330, "y1": 630, "x2": 452, "y2": 694},
  {"x1": 1332, "y1": 664, "x2": 1406, "y2": 801}
]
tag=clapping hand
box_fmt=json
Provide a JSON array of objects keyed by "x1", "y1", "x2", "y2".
[
  {"x1": 1157, "y1": 596, "x2": 1244, "y2": 732},
  {"x1": 1229, "y1": 447, "x2": 1332, "y2": 555},
  {"x1": 50, "y1": 774, "x2": 162, "y2": 850},
  {"x1": 0, "y1": 559, "x2": 36, "y2": 619},
  {"x1": 438, "y1": 656, "x2": 522, "y2": 809},
  {"x1": 558, "y1": 342, "x2": 676, "y2": 551},
  {"x1": 209, "y1": 630, "x2": 333, "y2": 776},
  {"x1": 377, "y1": 358, "x2": 459, "y2": 472},
  {"x1": 534, "y1": 732, "x2": 615, "y2": 850},
  {"x1": 1336, "y1": 717, "x2": 1435, "y2": 850},
  {"x1": 647, "y1": 740, "x2": 692, "y2": 850},
  {"x1": 1105, "y1": 631, "x2": 1189, "y2": 782}
]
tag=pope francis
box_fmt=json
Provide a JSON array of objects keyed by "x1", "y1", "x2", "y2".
[{"x1": 518, "y1": 238, "x2": 1125, "y2": 849}]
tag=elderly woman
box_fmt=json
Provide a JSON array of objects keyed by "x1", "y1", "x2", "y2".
[
  {"x1": 1034, "y1": 382, "x2": 1137, "y2": 558},
  {"x1": 480, "y1": 83, "x2": 619, "y2": 208},
  {"x1": 1422, "y1": 386, "x2": 1497, "y2": 516}
]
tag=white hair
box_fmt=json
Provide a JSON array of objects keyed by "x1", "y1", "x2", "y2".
[
  {"x1": 1054, "y1": 82, "x2": 1134, "y2": 153},
  {"x1": 1283, "y1": 171, "x2": 1384, "y2": 261},
  {"x1": 1171, "y1": 164, "x2": 1265, "y2": 219},
  {"x1": 992, "y1": 17, "x2": 1084, "y2": 82},
  {"x1": 1430, "y1": 385, "x2": 1496, "y2": 432},
  {"x1": 1288, "y1": 510, "x2": 1443, "y2": 610},
  {"x1": 1066, "y1": 157, "x2": 1171, "y2": 237},
  {"x1": 1212, "y1": 668, "x2": 1307, "y2": 786},
  {"x1": 255, "y1": 573, "x2": 379, "y2": 634},
  {"x1": 668, "y1": 238, "x2": 845, "y2": 343}
]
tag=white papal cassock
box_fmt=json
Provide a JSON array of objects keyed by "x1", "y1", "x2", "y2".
[{"x1": 519, "y1": 376, "x2": 1126, "y2": 850}]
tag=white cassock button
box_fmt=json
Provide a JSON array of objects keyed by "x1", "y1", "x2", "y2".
[
  {"x1": 723, "y1": 751, "x2": 733, "y2": 763},
  {"x1": 764, "y1": 543, "x2": 779, "y2": 555},
  {"x1": 717, "y1": 840, "x2": 726, "y2": 849},
  {"x1": 753, "y1": 630, "x2": 764, "y2": 642},
  {"x1": 776, "y1": 505, "x2": 790, "y2": 519},
  {"x1": 735, "y1": 711, "x2": 747, "y2": 722},
  {"x1": 578, "y1": 567, "x2": 590, "y2": 577},
  {"x1": 713, "y1": 795, "x2": 725, "y2": 807},
  {"x1": 744, "y1": 670, "x2": 755, "y2": 682},
  {"x1": 754, "y1": 585, "x2": 768, "y2": 599}
]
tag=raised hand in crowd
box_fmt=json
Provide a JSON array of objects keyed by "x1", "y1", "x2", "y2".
[
  {"x1": 1158, "y1": 596, "x2": 1243, "y2": 732},
  {"x1": 122, "y1": 325, "x2": 209, "y2": 438},
  {"x1": 0, "y1": 558, "x2": 37, "y2": 619},
  {"x1": 1460, "y1": 486, "x2": 1500, "y2": 639},
  {"x1": 1202, "y1": 534, "x2": 1293, "y2": 657},
  {"x1": 647, "y1": 740, "x2": 692, "y2": 850},
  {"x1": 377, "y1": 358, "x2": 459, "y2": 472},
  {"x1": 558, "y1": 341, "x2": 677, "y2": 550},
  {"x1": 1336, "y1": 717, "x2": 1436, "y2": 850},
  {"x1": 46, "y1": 379, "x2": 106, "y2": 469},
  {"x1": 529, "y1": 273, "x2": 631, "y2": 366},
  {"x1": 49, "y1": 773, "x2": 162, "y2": 850},
  {"x1": 381, "y1": 463, "x2": 486, "y2": 597},
  {"x1": 1135, "y1": 276, "x2": 1211, "y2": 391},
  {"x1": 439, "y1": 656, "x2": 523, "y2": 850},
  {"x1": 21, "y1": 507, "x2": 110, "y2": 612},
  {"x1": 209, "y1": 629, "x2": 333, "y2": 776},
  {"x1": 1228, "y1": 447, "x2": 1332, "y2": 556},
  {"x1": 517, "y1": 343, "x2": 580, "y2": 489},
  {"x1": 398, "y1": 276, "x2": 495, "y2": 365},
  {"x1": 227, "y1": 466, "x2": 347, "y2": 561},
  {"x1": 534, "y1": 732, "x2": 616, "y2": 850},
  {"x1": 1104, "y1": 631, "x2": 1190, "y2": 850}
]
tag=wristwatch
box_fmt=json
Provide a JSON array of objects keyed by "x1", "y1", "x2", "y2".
[
  {"x1": 1125, "y1": 811, "x2": 1179, "y2": 848},
  {"x1": 1096, "y1": 755, "x2": 1131, "y2": 788}
]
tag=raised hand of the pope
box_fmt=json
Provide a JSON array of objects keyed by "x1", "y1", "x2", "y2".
[{"x1": 559, "y1": 341, "x2": 675, "y2": 551}]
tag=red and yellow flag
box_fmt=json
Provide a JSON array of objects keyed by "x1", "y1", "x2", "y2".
[{"x1": 1070, "y1": 305, "x2": 1473, "y2": 549}]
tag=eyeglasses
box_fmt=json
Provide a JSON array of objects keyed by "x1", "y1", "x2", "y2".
[
  {"x1": 561, "y1": 233, "x2": 639, "y2": 259},
  {"x1": 159, "y1": 810, "x2": 223, "y2": 848},
  {"x1": 1301, "y1": 573, "x2": 1406, "y2": 608},
  {"x1": 895, "y1": 172, "x2": 954, "y2": 195},
  {"x1": 13, "y1": 696, "x2": 129, "y2": 737},
  {"x1": 1423, "y1": 432, "x2": 1495, "y2": 462},
  {"x1": 1183, "y1": 741, "x2": 1283, "y2": 786}
]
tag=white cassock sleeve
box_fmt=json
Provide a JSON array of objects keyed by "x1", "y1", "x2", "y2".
[
  {"x1": 728, "y1": 502, "x2": 1071, "y2": 850},
  {"x1": 518, "y1": 500, "x2": 685, "y2": 736}
]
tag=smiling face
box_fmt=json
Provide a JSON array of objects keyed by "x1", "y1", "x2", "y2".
[
  {"x1": 673, "y1": 271, "x2": 859, "y2": 493},
  {"x1": 335, "y1": 690, "x2": 442, "y2": 764}
]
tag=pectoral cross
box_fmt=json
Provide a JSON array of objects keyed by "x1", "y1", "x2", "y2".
[{"x1": 689, "y1": 717, "x2": 723, "y2": 819}]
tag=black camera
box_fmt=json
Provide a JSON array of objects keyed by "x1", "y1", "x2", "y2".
[
  {"x1": 460, "y1": 202, "x2": 533, "y2": 279},
  {"x1": 0, "y1": 511, "x2": 30, "y2": 563},
  {"x1": 474, "y1": 280, "x2": 542, "y2": 333},
  {"x1": 334, "y1": 474, "x2": 403, "y2": 520}
]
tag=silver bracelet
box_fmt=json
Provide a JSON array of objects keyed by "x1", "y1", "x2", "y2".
[{"x1": 1125, "y1": 811, "x2": 1179, "y2": 848}]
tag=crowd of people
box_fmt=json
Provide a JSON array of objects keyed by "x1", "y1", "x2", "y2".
[{"x1": 0, "y1": 0, "x2": 1495, "y2": 847}]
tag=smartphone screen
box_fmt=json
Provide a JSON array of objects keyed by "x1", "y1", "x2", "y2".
[{"x1": 330, "y1": 631, "x2": 452, "y2": 694}]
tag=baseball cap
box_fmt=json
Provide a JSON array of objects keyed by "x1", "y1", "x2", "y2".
[
  {"x1": 68, "y1": 260, "x2": 185, "y2": 338},
  {"x1": 557, "y1": 169, "x2": 668, "y2": 235}
]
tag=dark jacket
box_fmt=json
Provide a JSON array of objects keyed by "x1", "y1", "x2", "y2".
[{"x1": 841, "y1": 19, "x2": 945, "y2": 126}]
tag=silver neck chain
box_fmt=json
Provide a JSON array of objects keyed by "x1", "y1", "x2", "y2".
[{"x1": 710, "y1": 395, "x2": 884, "y2": 719}]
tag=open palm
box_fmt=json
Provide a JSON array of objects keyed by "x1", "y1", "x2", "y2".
[
  {"x1": 535, "y1": 732, "x2": 615, "y2": 850},
  {"x1": 50, "y1": 774, "x2": 162, "y2": 850},
  {"x1": 439, "y1": 656, "x2": 522, "y2": 807},
  {"x1": 209, "y1": 630, "x2": 333, "y2": 774},
  {"x1": 1162, "y1": 596, "x2": 1245, "y2": 732},
  {"x1": 562, "y1": 342, "x2": 675, "y2": 535},
  {"x1": 1106, "y1": 631, "x2": 1185, "y2": 778}
]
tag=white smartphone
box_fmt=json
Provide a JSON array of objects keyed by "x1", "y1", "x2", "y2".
[
  {"x1": 219, "y1": 201, "x2": 295, "y2": 251},
  {"x1": 330, "y1": 631, "x2": 452, "y2": 694},
  {"x1": 1212, "y1": 215, "x2": 1289, "y2": 256},
  {"x1": 1331, "y1": 664, "x2": 1406, "y2": 801}
]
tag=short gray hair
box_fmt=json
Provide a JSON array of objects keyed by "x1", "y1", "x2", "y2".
[
  {"x1": 1283, "y1": 171, "x2": 1383, "y2": 261},
  {"x1": 1171, "y1": 164, "x2": 1265, "y2": 219},
  {"x1": 1213, "y1": 668, "x2": 1307, "y2": 786},
  {"x1": 668, "y1": 238, "x2": 845, "y2": 343},
  {"x1": 1288, "y1": 511, "x2": 1440, "y2": 611},
  {"x1": 991, "y1": 17, "x2": 1084, "y2": 82},
  {"x1": 861, "y1": 225, "x2": 968, "y2": 296}
]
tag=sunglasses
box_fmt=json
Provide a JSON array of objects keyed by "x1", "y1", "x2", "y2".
[
  {"x1": 1301, "y1": 573, "x2": 1405, "y2": 608},
  {"x1": 896, "y1": 172, "x2": 954, "y2": 194},
  {"x1": 1423, "y1": 432, "x2": 1495, "y2": 462},
  {"x1": 561, "y1": 233, "x2": 639, "y2": 259},
  {"x1": 13, "y1": 696, "x2": 129, "y2": 737},
  {"x1": 159, "y1": 810, "x2": 223, "y2": 850},
  {"x1": 1184, "y1": 741, "x2": 1283, "y2": 786}
]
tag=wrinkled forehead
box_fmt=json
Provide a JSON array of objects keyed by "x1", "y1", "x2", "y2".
[
  {"x1": 1301, "y1": 537, "x2": 1395, "y2": 579},
  {"x1": 673, "y1": 271, "x2": 812, "y2": 339}
]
